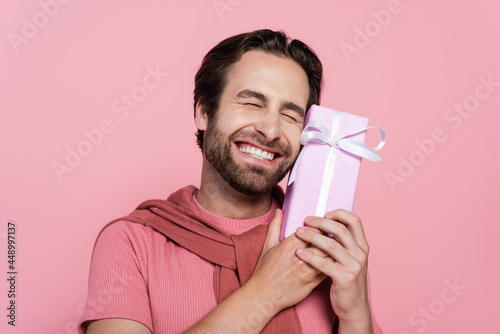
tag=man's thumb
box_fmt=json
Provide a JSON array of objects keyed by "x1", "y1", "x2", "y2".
[{"x1": 262, "y1": 208, "x2": 283, "y2": 252}]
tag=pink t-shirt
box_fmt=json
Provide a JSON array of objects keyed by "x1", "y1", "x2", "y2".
[{"x1": 78, "y1": 192, "x2": 382, "y2": 333}]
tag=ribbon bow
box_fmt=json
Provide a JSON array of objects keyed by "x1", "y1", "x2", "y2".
[{"x1": 288, "y1": 121, "x2": 386, "y2": 185}]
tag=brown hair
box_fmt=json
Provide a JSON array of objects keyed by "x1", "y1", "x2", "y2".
[{"x1": 194, "y1": 29, "x2": 323, "y2": 150}]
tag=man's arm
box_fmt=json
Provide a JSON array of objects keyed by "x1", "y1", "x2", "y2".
[
  {"x1": 83, "y1": 211, "x2": 325, "y2": 334},
  {"x1": 86, "y1": 318, "x2": 152, "y2": 334},
  {"x1": 78, "y1": 222, "x2": 155, "y2": 334}
]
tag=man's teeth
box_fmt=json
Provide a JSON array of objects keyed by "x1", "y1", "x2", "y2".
[{"x1": 239, "y1": 146, "x2": 275, "y2": 161}]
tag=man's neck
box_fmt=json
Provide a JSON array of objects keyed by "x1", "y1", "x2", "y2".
[{"x1": 195, "y1": 163, "x2": 274, "y2": 220}]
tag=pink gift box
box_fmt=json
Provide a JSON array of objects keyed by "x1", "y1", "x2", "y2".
[{"x1": 281, "y1": 105, "x2": 382, "y2": 240}]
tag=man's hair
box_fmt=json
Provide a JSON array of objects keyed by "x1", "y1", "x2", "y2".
[{"x1": 193, "y1": 29, "x2": 323, "y2": 150}]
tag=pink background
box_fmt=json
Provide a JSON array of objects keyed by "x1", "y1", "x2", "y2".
[{"x1": 1, "y1": 0, "x2": 499, "y2": 333}]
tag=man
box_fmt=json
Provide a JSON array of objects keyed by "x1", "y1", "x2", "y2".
[{"x1": 78, "y1": 29, "x2": 383, "y2": 333}]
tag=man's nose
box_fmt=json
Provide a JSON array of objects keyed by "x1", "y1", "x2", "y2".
[{"x1": 254, "y1": 111, "x2": 281, "y2": 141}]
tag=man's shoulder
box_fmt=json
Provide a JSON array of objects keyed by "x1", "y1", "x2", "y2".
[
  {"x1": 97, "y1": 219, "x2": 164, "y2": 247},
  {"x1": 102, "y1": 219, "x2": 153, "y2": 232}
]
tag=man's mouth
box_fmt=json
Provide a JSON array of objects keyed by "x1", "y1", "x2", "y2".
[{"x1": 237, "y1": 144, "x2": 276, "y2": 161}]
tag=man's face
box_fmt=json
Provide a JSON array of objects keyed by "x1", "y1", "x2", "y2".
[{"x1": 199, "y1": 50, "x2": 310, "y2": 195}]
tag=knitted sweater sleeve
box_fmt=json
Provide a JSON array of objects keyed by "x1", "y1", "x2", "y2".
[{"x1": 78, "y1": 221, "x2": 154, "y2": 334}]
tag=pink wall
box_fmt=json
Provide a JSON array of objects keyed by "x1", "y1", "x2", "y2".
[{"x1": 2, "y1": 0, "x2": 499, "y2": 333}]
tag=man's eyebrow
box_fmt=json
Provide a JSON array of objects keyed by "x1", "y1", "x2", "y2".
[
  {"x1": 236, "y1": 89, "x2": 268, "y2": 103},
  {"x1": 282, "y1": 101, "x2": 305, "y2": 118}
]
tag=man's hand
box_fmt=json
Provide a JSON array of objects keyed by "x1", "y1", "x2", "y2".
[
  {"x1": 185, "y1": 209, "x2": 327, "y2": 333},
  {"x1": 294, "y1": 209, "x2": 374, "y2": 334},
  {"x1": 249, "y1": 208, "x2": 327, "y2": 311}
]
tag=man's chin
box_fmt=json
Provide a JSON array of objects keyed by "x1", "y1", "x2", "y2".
[
  {"x1": 225, "y1": 170, "x2": 287, "y2": 196},
  {"x1": 229, "y1": 182, "x2": 275, "y2": 196}
]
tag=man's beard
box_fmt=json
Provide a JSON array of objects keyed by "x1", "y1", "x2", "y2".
[{"x1": 203, "y1": 119, "x2": 296, "y2": 196}]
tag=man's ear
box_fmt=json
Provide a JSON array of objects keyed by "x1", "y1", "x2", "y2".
[{"x1": 194, "y1": 102, "x2": 208, "y2": 131}]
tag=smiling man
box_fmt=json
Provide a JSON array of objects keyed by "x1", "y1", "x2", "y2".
[{"x1": 79, "y1": 30, "x2": 383, "y2": 334}]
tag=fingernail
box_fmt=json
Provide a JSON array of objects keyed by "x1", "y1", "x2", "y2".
[
  {"x1": 305, "y1": 216, "x2": 314, "y2": 223},
  {"x1": 296, "y1": 247, "x2": 304, "y2": 254},
  {"x1": 296, "y1": 227, "x2": 304, "y2": 234}
]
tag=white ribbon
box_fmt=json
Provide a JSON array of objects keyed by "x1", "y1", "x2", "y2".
[{"x1": 288, "y1": 120, "x2": 386, "y2": 186}]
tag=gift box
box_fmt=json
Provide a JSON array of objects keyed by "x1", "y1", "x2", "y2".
[{"x1": 280, "y1": 105, "x2": 385, "y2": 240}]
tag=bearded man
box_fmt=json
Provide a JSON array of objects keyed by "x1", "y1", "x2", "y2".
[{"x1": 78, "y1": 29, "x2": 383, "y2": 334}]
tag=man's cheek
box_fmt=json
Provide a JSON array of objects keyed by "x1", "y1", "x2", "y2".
[
  {"x1": 292, "y1": 137, "x2": 303, "y2": 158},
  {"x1": 287, "y1": 127, "x2": 303, "y2": 153}
]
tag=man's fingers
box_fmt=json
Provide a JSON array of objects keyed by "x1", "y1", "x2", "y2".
[
  {"x1": 305, "y1": 243, "x2": 329, "y2": 258},
  {"x1": 321, "y1": 210, "x2": 369, "y2": 254},
  {"x1": 303, "y1": 218, "x2": 365, "y2": 257},
  {"x1": 296, "y1": 246, "x2": 338, "y2": 276},
  {"x1": 297, "y1": 226, "x2": 353, "y2": 266},
  {"x1": 297, "y1": 210, "x2": 370, "y2": 266}
]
